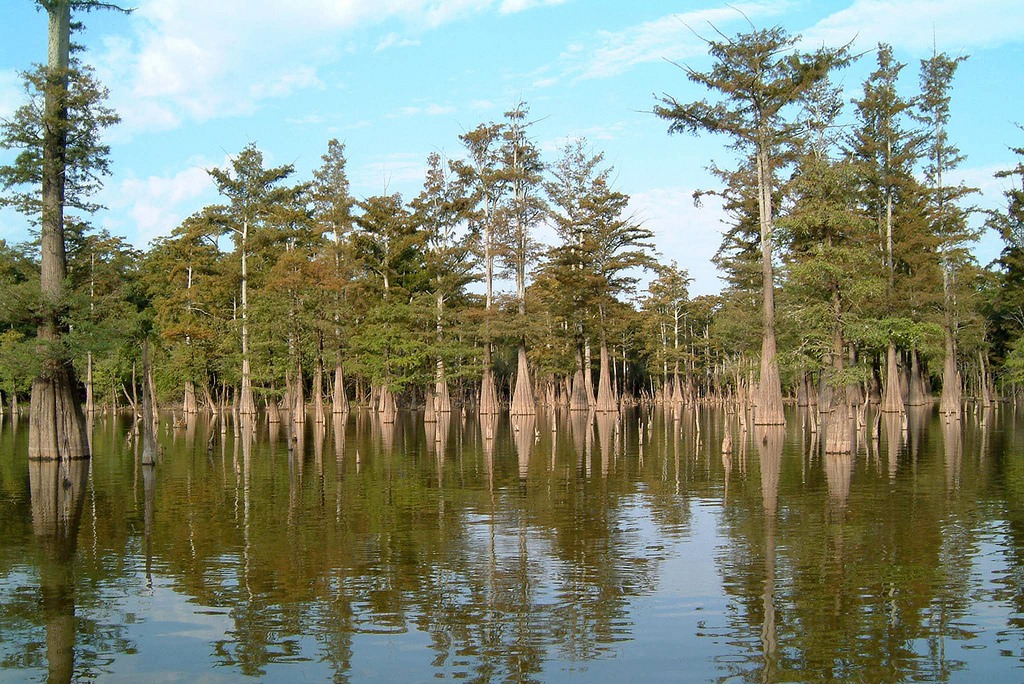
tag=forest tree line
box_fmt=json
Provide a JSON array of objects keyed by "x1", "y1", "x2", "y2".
[{"x1": 3, "y1": 13, "x2": 1024, "y2": 443}]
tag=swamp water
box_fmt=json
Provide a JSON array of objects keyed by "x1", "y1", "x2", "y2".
[{"x1": 1, "y1": 407, "x2": 1023, "y2": 683}]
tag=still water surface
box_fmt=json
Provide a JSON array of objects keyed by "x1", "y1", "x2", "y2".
[{"x1": 1, "y1": 408, "x2": 1023, "y2": 682}]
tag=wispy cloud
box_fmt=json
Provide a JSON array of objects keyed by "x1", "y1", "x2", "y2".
[
  {"x1": 628, "y1": 186, "x2": 725, "y2": 296},
  {"x1": 805, "y1": 0, "x2": 1024, "y2": 53},
  {"x1": 102, "y1": 162, "x2": 215, "y2": 247},
  {"x1": 499, "y1": 0, "x2": 569, "y2": 14},
  {"x1": 560, "y1": 2, "x2": 788, "y2": 82},
  {"x1": 375, "y1": 32, "x2": 422, "y2": 52},
  {"x1": 91, "y1": 0, "x2": 556, "y2": 138}
]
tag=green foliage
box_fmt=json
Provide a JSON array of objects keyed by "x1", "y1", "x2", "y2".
[{"x1": 0, "y1": 60, "x2": 119, "y2": 218}]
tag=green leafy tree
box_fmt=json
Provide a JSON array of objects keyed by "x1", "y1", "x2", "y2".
[
  {"x1": 654, "y1": 24, "x2": 851, "y2": 424},
  {"x1": 143, "y1": 210, "x2": 224, "y2": 412},
  {"x1": 915, "y1": 49, "x2": 977, "y2": 416},
  {"x1": 411, "y1": 151, "x2": 478, "y2": 414},
  {"x1": 545, "y1": 138, "x2": 655, "y2": 411},
  {"x1": 310, "y1": 138, "x2": 356, "y2": 414},
  {"x1": 453, "y1": 121, "x2": 506, "y2": 413},
  {"x1": 0, "y1": 0, "x2": 127, "y2": 459},
  {"x1": 208, "y1": 143, "x2": 298, "y2": 416},
  {"x1": 351, "y1": 193, "x2": 425, "y2": 415},
  {"x1": 495, "y1": 102, "x2": 546, "y2": 415},
  {"x1": 847, "y1": 44, "x2": 934, "y2": 412}
]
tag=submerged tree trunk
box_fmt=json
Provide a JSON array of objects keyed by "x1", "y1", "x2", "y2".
[
  {"x1": 510, "y1": 340, "x2": 535, "y2": 416},
  {"x1": 479, "y1": 345, "x2": 499, "y2": 415},
  {"x1": 753, "y1": 146, "x2": 784, "y2": 426},
  {"x1": 141, "y1": 340, "x2": 157, "y2": 466},
  {"x1": 907, "y1": 349, "x2": 927, "y2": 406},
  {"x1": 584, "y1": 340, "x2": 596, "y2": 409},
  {"x1": 313, "y1": 357, "x2": 325, "y2": 425},
  {"x1": 595, "y1": 340, "x2": 617, "y2": 413},
  {"x1": 880, "y1": 344, "x2": 905, "y2": 413},
  {"x1": 85, "y1": 353, "x2": 94, "y2": 415},
  {"x1": 434, "y1": 358, "x2": 451, "y2": 414},
  {"x1": 293, "y1": 362, "x2": 305, "y2": 425},
  {"x1": 29, "y1": 1, "x2": 89, "y2": 461},
  {"x1": 570, "y1": 345, "x2": 590, "y2": 412},
  {"x1": 332, "y1": 361, "x2": 348, "y2": 414},
  {"x1": 378, "y1": 385, "x2": 397, "y2": 423},
  {"x1": 979, "y1": 350, "x2": 993, "y2": 409},
  {"x1": 939, "y1": 329, "x2": 961, "y2": 418},
  {"x1": 183, "y1": 380, "x2": 198, "y2": 415}
]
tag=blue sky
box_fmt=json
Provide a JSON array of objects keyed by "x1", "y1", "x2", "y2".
[{"x1": 1, "y1": 0, "x2": 1022, "y2": 295}]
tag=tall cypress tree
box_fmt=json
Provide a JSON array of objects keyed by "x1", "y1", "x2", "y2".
[
  {"x1": 916, "y1": 49, "x2": 977, "y2": 417},
  {"x1": 0, "y1": 1, "x2": 126, "y2": 459},
  {"x1": 654, "y1": 25, "x2": 850, "y2": 424}
]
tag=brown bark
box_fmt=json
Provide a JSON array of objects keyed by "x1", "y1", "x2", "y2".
[
  {"x1": 332, "y1": 362, "x2": 349, "y2": 414},
  {"x1": 752, "y1": 145, "x2": 784, "y2": 426},
  {"x1": 880, "y1": 344, "x2": 905, "y2": 413},
  {"x1": 293, "y1": 363, "x2": 305, "y2": 425},
  {"x1": 907, "y1": 349, "x2": 927, "y2": 406},
  {"x1": 510, "y1": 340, "x2": 536, "y2": 416},
  {"x1": 479, "y1": 344, "x2": 499, "y2": 415},
  {"x1": 595, "y1": 340, "x2": 617, "y2": 413},
  {"x1": 183, "y1": 379, "x2": 198, "y2": 415},
  {"x1": 939, "y1": 330, "x2": 961, "y2": 418},
  {"x1": 141, "y1": 340, "x2": 157, "y2": 465},
  {"x1": 378, "y1": 385, "x2": 397, "y2": 423},
  {"x1": 434, "y1": 358, "x2": 451, "y2": 414},
  {"x1": 29, "y1": 1, "x2": 88, "y2": 461},
  {"x1": 312, "y1": 358, "x2": 325, "y2": 425},
  {"x1": 570, "y1": 346, "x2": 590, "y2": 412}
]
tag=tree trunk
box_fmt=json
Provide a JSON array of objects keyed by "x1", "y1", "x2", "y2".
[
  {"x1": 378, "y1": 385, "x2": 397, "y2": 423},
  {"x1": 510, "y1": 339, "x2": 535, "y2": 416},
  {"x1": 752, "y1": 144, "x2": 784, "y2": 426},
  {"x1": 880, "y1": 344, "x2": 905, "y2": 413},
  {"x1": 313, "y1": 358, "x2": 325, "y2": 425},
  {"x1": 29, "y1": 1, "x2": 89, "y2": 461},
  {"x1": 907, "y1": 349, "x2": 927, "y2": 406},
  {"x1": 293, "y1": 362, "x2": 305, "y2": 424},
  {"x1": 85, "y1": 353, "x2": 94, "y2": 414},
  {"x1": 267, "y1": 394, "x2": 281, "y2": 424},
  {"x1": 979, "y1": 350, "x2": 993, "y2": 409},
  {"x1": 183, "y1": 380, "x2": 198, "y2": 415},
  {"x1": 141, "y1": 339, "x2": 157, "y2": 466},
  {"x1": 434, "y1": 358, "x2": 451, "y2": 414},
  {"x1": 332, "y1": 361, "x2": 349, "y2": 415},
  {"x1": 584, "y1": 340, "x2": 596, "y2": 409},
  {"x1": 595, "y1": 340, "x2": 617, "y2": 413},
  {"x1": 939, "y1": 329, "x2": 961, "y2": 418},
  {"x1": 424, "y1": 385, "x2": 436, "y2": 423},
  {"x1": 570, "y1": 346, "x2": 590, "y2": 412},
  {"x1": 479, "y1": 344, "x2": 499, "y2": 415}
]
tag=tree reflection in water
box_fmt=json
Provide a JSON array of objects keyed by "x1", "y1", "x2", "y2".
[
  {"x1": 0, "y1": 407, "x2": 1023, "y2": 681},
  {"x1": 23, "y1": 455, "x2": 88, "y2": 684}
]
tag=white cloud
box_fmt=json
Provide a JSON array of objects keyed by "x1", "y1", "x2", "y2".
[
  {"x1": 92, "y1": 0, "x2": 516, "y2": 137},
  {"x1": 499, "y1": 0, "x2": 569, "y2": 14},
  {"x1": 563, "y1": 2, "x2": 788, "y2": 81},
  {"x1": 629, "y1": 186, "x2": 726, "y2": 296},
  {"x1": 104, "y1": 163, "x2": 215, "y2": 247},
  {"x1": 374, "y1": 32, "x2": 422, "y2": 52},
  {"x1": 805, "y1": 0, "x2": 1024, "y2": 54}
]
